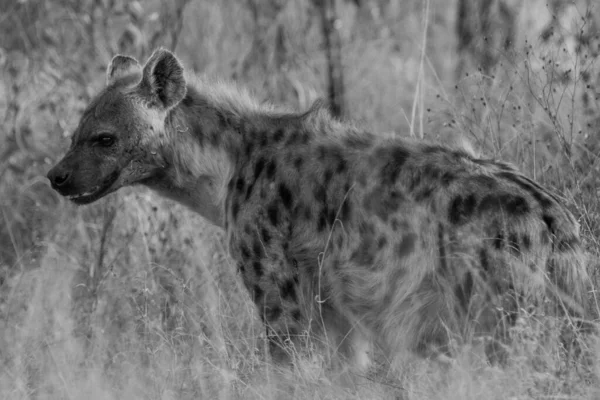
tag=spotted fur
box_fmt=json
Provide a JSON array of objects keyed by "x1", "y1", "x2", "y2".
[{"x1": 48, "y1": 49, "x2": 588, "y2": 366}]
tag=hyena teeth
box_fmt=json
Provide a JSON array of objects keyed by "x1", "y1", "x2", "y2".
[
  {"x1": 68, "y1": 186, "x2": 100, "y2": 199},
  {"x1": 47, "y1": 48, "x2": 589, "y2": 369}
]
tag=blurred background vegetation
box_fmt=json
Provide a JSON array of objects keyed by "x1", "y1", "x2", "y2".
[{"x1": 1, "y1": 0, "x2": 600, "y2": 398}]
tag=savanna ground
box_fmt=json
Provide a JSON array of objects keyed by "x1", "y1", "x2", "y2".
[{"x1": 1, "y1": 0, "x2": 600, "y2": 398}]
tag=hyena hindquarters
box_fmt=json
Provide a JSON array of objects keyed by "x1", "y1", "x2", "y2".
[{"x1": 316, "y1": 141, "x2": 589, "y2": 363}]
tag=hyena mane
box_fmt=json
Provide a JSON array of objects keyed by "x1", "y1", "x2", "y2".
[{"x1": 47, "y1": 48, "x2": 590, "y2": 367}]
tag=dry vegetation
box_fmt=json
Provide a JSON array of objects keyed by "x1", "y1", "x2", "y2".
[{"x1": 1, "y1": 0, "x2": 600, "y2": 398}]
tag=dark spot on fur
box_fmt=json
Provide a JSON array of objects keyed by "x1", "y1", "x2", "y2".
[
  {"x1": 414, "y1": 186, "x2": 435, "y2": 201},
  {"x1": 237, "y1": 262, "x2": 245, "y2": 274},
  {"x1": 253, "y1": 238, "x2": 264, "y2": 258},
  {"x1": 244, "y1": 141, "x2": 255, "y2": 158},
  {"x1": 300, "y1": 132, "x2": 310, "y2": 144},
  {"x1": 314, "y1": 185, "x2": 327, "y2": 203},
  {"x1": 236, "y1": 177, "x2": 245, "y2": 193},
  {"x1": 254, "y1": 157, "x2": 265, "y2": 177},
  {"x1": 391, "y1": 218, "x2": 400, "y2": 231},
  {"x1": 448, "y1": 194, "x2": 477, "y2": 224},
  {"x1": 377, "y1": 235, "x2": 388, "y2": 249},
  {"x1": 477, "y1": 195, "x2": 498, "y2": 214},
  {"x1": 273, "y1": 128, "x2": 285, "y2": 143},
  {"x1": 303, "y1": 205, "x2": 312, "y2": 220},
  {"x1": 316, "y1": 145, "x2": 327, "y2": 161},
  {"x1": 408, "y1": 173, "x2": 422, "y2": 191},
  {"x1": 268, "y1": 203, "x2": 279, "y2": 226},
  {"x1": 542, "y1": 214, "x2": 555, "y2": 233},
  {"x1": 244, "y1": 224, "x2": 252, "y2": 235},
  {"x1": 379, "y1": 146, "x2": 410, "y2": 184},
  {"x1": 287, "y1": 327, "x2": 299, "y2": 337},
  {"x1": 216, "y1": 111, "x2": 229, "y2": 128},
  {"x1": 317, "y1": 211, "x2": 328, "y2": 232},
  {"x1": 258, "y1": 133, "x2": 268, "y2": 147},
  {"x1": 265, "y1": 305, "x2": 282, "y2": 321},
  {"x1": 327, "y1": 207, "x2": 337, "y2": 225},
  {"x1": 245, "y1": 182, "x2": 256, "y2": 200},
  {"x1": 340, "y1": 200, "x2": 351, "y2": 222},
  {"x1": 253, "y1": 261, "x2": 264, "y2": 277},
  {"x1": 285, "y1": 131, "x2": 306, "y2": 146},
  {"x1": 351, "y1": 236, "x2": 376, "y2": 265},
  {"x1": 522, "y1": 234, "x2": 531, "y2": 250},
  {"x1": 331, "y1": 259, "x2": 341, "y2": 271},
  {"x1": 421, "y1": 165, "x2": 443, "y2": 181},
  {"x1": 359, "y1": 221, "x2": 375, "y2": 237},
  {"x1": 557, "y1": 235, "x2": 580, "y2": 252},
  {"x1": 294, "y1": 156, "x2": 304, "y2": 169},
  {"x1": 490, "y1": 279, "x2": 503, "y2": 296},
  {"x1": 240, "y1": 244, "x2": 251, "y2": 261},
  {"x1": 441, "y1": 172, "x2": 456, "y2": 185},
  {"x1": 494, "y1": 232, "x2": 504, "y2": 249},
  {"x1": 479, "y1": 194, "x2": 530, "y2": 215},
  {"x1": 280, "y1": 279, "x2": 297, "y2": 301},
  {"x1": 336, "y1": 234, "x2": 344, "y2": 248},
  {"x1": 209, "y1": 133, "x2": 220, "y2": 146},
  {"x1": 232, "y1": 201, "x2": 240, "y2": 221},
  {"x1": 529, "y1": 263, "x2": 537, "y2": 272},
  {"x1": 323, "y1": 169, "x2": 333, "y2": 186},
  {"x1": 364, "y1": 188, "x2": 403, "y2": 221},
  {"x1": 479, "y1": 248, "x2": 490, "y2": 273},
  {"x1": 261, "y1": 228, "x2": 271, "y2": 245},
  {"x1": 253, "y1": 285, "x2": 264, "y2": 302},
  {"x1": 396, "y1": 233, "x2": 416, "y2": 258},
  {"x1": 336, "y1": 159, "x2": 347, "y2": 173},
  {"x1": 279, "y1": 184, "x2": 293, "y2": 210},
  {"x1": 291, "y1": 309, "x2": 302, "y2": 322},
  {"x1": 508, "y1": 232, "x2": 520, "y2": 254},
  {"x1": 266, "y1": 160, "x2": 277, "y2": 179}
]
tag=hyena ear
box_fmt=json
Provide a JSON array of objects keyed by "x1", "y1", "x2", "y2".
[
  {"x1": 139, "y1": 48, "x2": 187, "y2": 110},
  {"x1": 106, "y1": 55, "x2": 142, "y2": 86}
]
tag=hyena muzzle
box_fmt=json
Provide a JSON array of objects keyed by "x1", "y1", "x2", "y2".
[{"x1": 47, "y1": 48, "x2": 589, "y2": 367}]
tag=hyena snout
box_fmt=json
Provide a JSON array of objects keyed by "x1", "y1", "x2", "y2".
[
  {"x1": 46, "y1": 155, "x2": 122, "y2": 204},
  {"x1": 47, "y1": 163, "x2": 72, "y2": 190}
]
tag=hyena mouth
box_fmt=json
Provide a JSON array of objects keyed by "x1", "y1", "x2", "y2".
[{"x1": 68, "y1": 171, "x2": 120, "y2": 205}]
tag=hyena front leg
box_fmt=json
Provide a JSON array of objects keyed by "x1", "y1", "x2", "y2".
[{"x1": 236, "y1": 258, "x2": 305, "y2": 364}]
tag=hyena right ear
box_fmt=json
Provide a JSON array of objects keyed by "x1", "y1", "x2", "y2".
[
  {"x1": 139, "y1": 48, "x2": 187, "y2": 111},
  {"x1": 106, "y1": 55, "x2": 142, "y2": 86}
]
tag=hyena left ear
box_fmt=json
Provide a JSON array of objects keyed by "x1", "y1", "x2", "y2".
[
  {"x1": 140, "y1": 48, "x2": 187, "y2": 110},
  {"x1": 106, "y1": 55, "x2": 142, "y2": 86}
]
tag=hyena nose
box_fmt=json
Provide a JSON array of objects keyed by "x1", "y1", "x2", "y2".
[{"x1": 47, "y1": 167, "x2": 71, "y2": 188}]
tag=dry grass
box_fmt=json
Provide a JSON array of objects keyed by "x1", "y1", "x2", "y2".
[{"x1": 1, "y1": 0, "x2": 600, "y2": 398}]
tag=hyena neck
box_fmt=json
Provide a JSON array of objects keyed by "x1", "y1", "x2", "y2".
[{"x1": 144, "y1": 82, "x2": 279, "y2": 227}]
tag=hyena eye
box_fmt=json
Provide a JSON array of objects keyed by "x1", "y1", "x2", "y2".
[{"x1": 95, "y1": 134, "x2": 116, "y2": 147}]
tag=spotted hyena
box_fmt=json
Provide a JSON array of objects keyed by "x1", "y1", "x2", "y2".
[{"x1": 47, "y1": 49, "x2": 587, "y2": 367}]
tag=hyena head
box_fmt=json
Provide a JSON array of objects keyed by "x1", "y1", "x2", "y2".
[{"x1": 47, "y1": 49, "x2": 187, "y2": 204}]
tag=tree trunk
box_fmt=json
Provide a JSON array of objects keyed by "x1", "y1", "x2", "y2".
[{"x1": 317, "y1": 0, "x2": 346, "y2": 118}]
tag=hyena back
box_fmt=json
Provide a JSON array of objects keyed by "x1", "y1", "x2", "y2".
[{"x1": 48, "y1": 49, "x2": 588, "y2": 366}]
